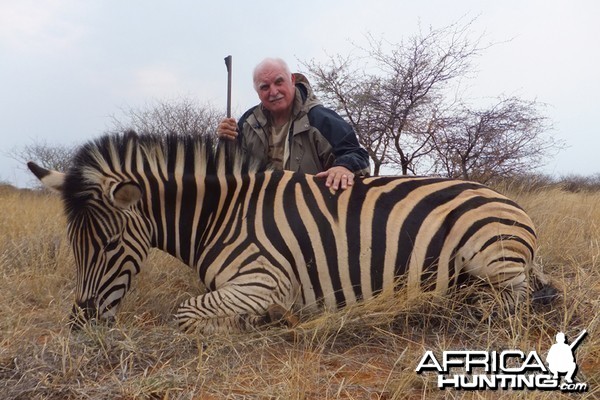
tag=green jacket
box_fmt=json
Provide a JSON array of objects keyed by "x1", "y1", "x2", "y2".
[{"x1": 236, "y1": 74, "x2": 370, "y2": 175}]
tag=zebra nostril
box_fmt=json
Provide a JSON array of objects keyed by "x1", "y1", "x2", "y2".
[{"x1": 70, "y1": 298, "x2": 118, "y2": 329}]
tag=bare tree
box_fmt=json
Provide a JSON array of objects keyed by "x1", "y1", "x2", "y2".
[
  {"x1": 304, "y1": 55, "x2": 392, "y2": 175},
  {"x1": 109, "y1": 97, "x2": 223, "y2": 137},
  {"x1": 6, "y1": 139, "x2": 77, "y2": 188},
  {"x1": 10, "y1": 98, "x2": 223, "y2": 187},
  {"x1": 431, "y1": 97, "x2": 561, "y2": 183},
  {"x1": 304, "y1": 21, "x2": 485, "y2": 175},
  {"x1": 8, "y1": 140, "x2": 76, "y2": 173}
]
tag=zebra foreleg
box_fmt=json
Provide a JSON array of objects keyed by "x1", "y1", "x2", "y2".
[
  {"x1": 264, "y1": 303, "x2": 299, "y2": 328},
  {"x1": 176, "y1": 277, "x2": 293, "y2": 334}
]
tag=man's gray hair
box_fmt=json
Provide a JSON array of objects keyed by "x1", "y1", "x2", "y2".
[{"x1": 253, "y1": 58, "x2": 292, "y2": 90}]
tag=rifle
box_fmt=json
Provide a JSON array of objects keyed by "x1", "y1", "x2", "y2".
[
  {"x1": 569, "y1": 329, "x2": 588, "y2": 350},
  {"x1": 224, "y1": 55, "x2": 232, "y2": 118}
]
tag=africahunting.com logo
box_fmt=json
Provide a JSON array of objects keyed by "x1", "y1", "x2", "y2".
[{"x1": 415, "y1": 330, "x2": 588, "y2": 392}]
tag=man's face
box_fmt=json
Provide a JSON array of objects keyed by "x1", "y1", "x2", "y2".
[{"x1": 254, "y1": 63, "x2": 296, "y2": 117}]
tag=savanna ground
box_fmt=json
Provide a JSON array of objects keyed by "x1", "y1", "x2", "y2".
[{"x1": 1, "y1": 180, "x2": 599, "y2": 399}]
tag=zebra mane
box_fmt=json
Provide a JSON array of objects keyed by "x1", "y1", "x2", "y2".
[{"x1": 62, "y1": 131, "x2": 265, "y2": 221}]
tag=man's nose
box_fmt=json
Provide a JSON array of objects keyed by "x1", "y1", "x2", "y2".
[{"x1": 268, "y1": 87, "x2": 279, "y2": 97}]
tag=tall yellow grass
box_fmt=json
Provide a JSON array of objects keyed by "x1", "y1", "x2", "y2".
[{"x1": 0, "y1": 183, "x2": 599, "y2": 399}]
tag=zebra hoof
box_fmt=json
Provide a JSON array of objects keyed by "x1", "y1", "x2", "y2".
[
  {"x1": 264, "y1": 304, "x2": 299, "y2": 328},
  {"x1": 532, "y1": 284, "x2": 560, "y2": 306}
]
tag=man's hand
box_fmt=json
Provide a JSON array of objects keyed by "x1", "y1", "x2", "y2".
[
  {"x1": 315, "y1": 166, "x2": 355, "y2": 191},
  {"x1": 217, "y1": 118, "x2": 238, "y2": 140}
]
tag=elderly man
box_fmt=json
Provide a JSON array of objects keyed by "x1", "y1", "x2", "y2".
[{"x1": 217, "y1": 58, "x2": 370, "y2": 190}]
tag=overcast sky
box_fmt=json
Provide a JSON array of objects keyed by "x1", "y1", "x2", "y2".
[{"x1": 1, "y1": 0, "x2": 598, "y2": 187}]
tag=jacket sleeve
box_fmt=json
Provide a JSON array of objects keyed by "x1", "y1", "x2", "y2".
[
  {"x1": 236, "y1": 107, "x2": 256, "y2": 146},
  {"x1": 308, "y1": 105, "x2": 371, "y2": 175}
]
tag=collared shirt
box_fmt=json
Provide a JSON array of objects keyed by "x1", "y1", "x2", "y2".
[{"x1": 268, "y1": 120, "x2": 291, "y2": 170}]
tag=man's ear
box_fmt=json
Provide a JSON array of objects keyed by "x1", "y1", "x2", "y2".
[
  {"x1": 110, "y1": 182, "x2": 142, "y2": 209},
  {"x1": 27, "y1": 162, "x2": 65, "y2": 193}
]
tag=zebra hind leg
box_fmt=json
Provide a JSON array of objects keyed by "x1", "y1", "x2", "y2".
[
  {"x1": 462, "y1": 254, "x2": 531, "y2": 315},
  {"x1": 470, "y1": 267, "x2": 558, "y2": 316},
  {"x1": 497, "y1": 262, "x2": 560, "y2": 311}
]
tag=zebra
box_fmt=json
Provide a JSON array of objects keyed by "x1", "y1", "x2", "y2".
[{"x1": 28, "y1": 131, "x2": 555, "y2": 333}]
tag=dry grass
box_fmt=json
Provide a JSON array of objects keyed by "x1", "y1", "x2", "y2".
[{"x1": 1, "y1": 182, "x2": 599, "y2": 399}]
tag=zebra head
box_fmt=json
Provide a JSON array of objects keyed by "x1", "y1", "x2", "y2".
[{"x1": 28, "y1": 161, "x2": 152, "y2": 327}]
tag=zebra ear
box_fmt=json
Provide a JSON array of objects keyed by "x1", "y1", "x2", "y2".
[
  {"x1": 27, "y1": 161, "x2": 65, "y2": 193},
  {"x1": 110, "y1": 182, "x2": 142, "y2": 209}
]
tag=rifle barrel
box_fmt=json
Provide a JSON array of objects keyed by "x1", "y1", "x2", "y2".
[
  {"x1": 569, "y1": 329, "x2": 587, "y2": 350},
  {"x1": 224, "y1": 55, "x2": 232, "y2": 118}
]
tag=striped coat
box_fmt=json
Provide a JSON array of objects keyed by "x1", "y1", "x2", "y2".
[{"x1": 28, "y1": 132, "x2": 553, "y2": 333}]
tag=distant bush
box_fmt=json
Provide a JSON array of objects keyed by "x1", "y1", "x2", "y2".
[
  {"x1": 0, "y1": 183, "x2": 19, "y2": 195},
  {"x1": 492, "y1": 173, "x2": 600, "y2": 193},
  {"x1": 557, "y1": 173, "x2": 600, "y2": 193},
  {"x1": 109, "y1": 97, "x2": 223, "y2": 137}
]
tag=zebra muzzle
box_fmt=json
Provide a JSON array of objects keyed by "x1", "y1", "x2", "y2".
[{"x1": 70, "y1": 299, "x2": 109, "y2": 329}]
